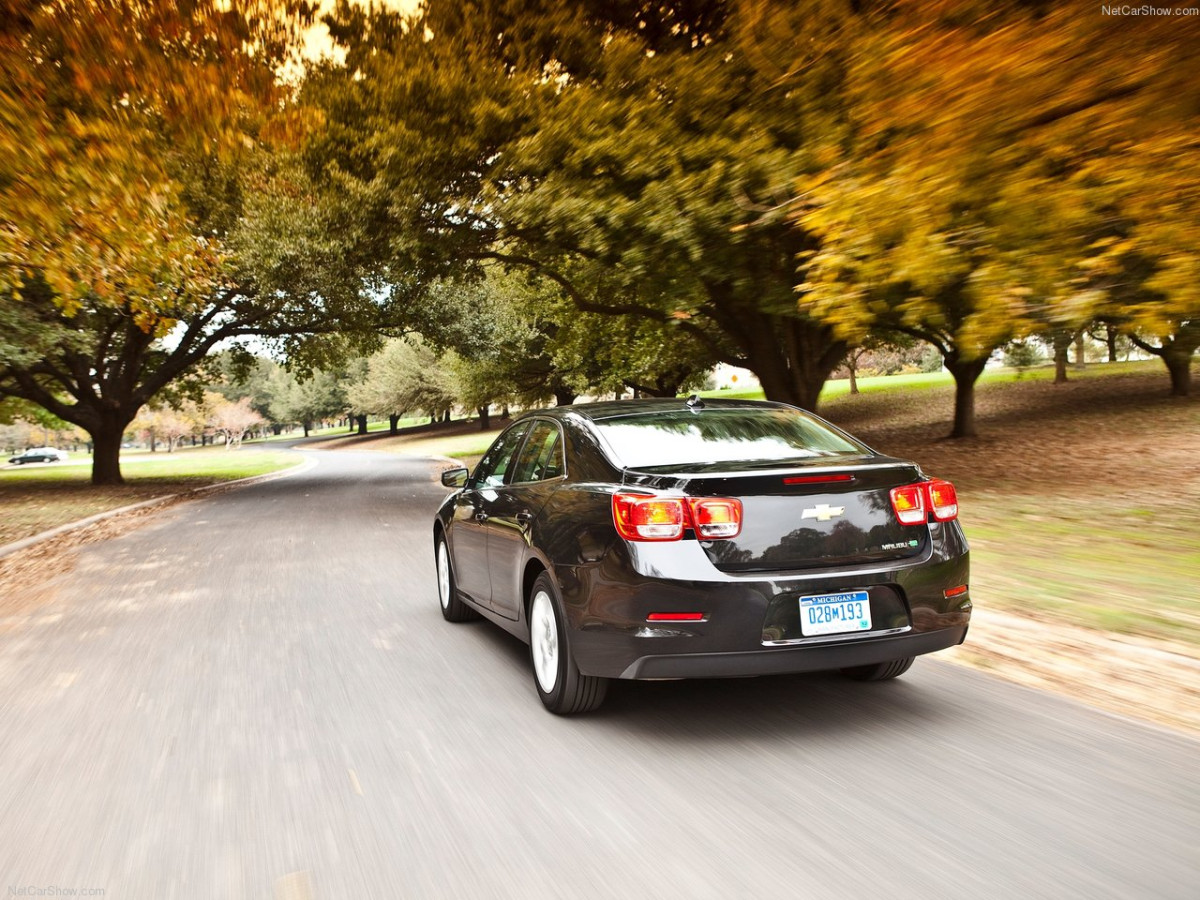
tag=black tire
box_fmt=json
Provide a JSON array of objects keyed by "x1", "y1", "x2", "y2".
[
  {"x1": 435, "y1": 533, "x2": 479, "y2": 622},
  {"x1": 527, "y1": 572, "x2": 608, "y2": 714},
  {"x1": 840, "y1": 657, "x2": 915, "y2": 682}
]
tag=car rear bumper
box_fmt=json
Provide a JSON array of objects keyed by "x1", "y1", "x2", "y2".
[
  {"x1": 612, "y1": 625, "x2": 968, "y2": 680},
  {"x1": 560, "y1": 537, "x2": 971, "y2": 679}
]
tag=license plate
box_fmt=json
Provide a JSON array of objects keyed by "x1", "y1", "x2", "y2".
[{"x1": 799, "y1": 590, "x2": 872, "y2": 637}]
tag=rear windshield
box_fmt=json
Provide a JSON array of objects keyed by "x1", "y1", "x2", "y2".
[{"x1": 592, "y1": 408, "x2": 868, "y2": 468}]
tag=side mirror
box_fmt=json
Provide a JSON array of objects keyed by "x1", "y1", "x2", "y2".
[{"x1": 440, "y1": 466, "x2": 469, "y2": 488}]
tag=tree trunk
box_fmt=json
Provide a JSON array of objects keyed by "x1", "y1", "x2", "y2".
[
  {"x1": 355, "y1": 414, "x2": 368, "y2": 435},
  {"x1": 553, "y1": 387, "x2": 576, "y2": 406},
  {"x1": 477, "y1": 405, "x2": 490, "y2": 430},
  {"x1": 1053, "y1": 334, "x2": 1070, "y2": 384},
  {"x1": 1164, "y1": 350, "x2": 1192, "y2": 397},
  {"x1": 89, "y1": 417, "x2": 130, "y2": 485},
  {"x1": 389, "y1": 414, "x2": 400, "y2": 434},
  {"x1": 720, "y1": 312, "x2": 846, "y2": 411},
  {"x1": 1129, "y1": 330, "x2": 1197, "y2": 397},
  {"x1": 847, "y1": 358, "x2": 859, "y2": 395},
  {"x1": 1106, "y1": 325, "x2": 1119, "y2": 363},
  {"x1": 946, "y1": 357, "x2": 988, "y2": 439},
  {"x1": 303, "y1": 421, "x2": 311, "y2": 437},
  {"x1": 1073, "y1": 331, "x2": 1086, "y2": 369}
]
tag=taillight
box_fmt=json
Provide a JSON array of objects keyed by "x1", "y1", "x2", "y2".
[
  {"x1": 612, "y1": 493, "x2": 686, "y2": 541},
  {"x1": 686, "y1": 498, "x2": 743, "y2": 539},
  {"x1": 889, "y1": 484, "x2": 926, "y2": 525},
  {"x1": 927, "y1": 478, "x2": 959, "y2": 521},
  {"x1": 612, "y1": 493, "x2": 743, "y2": 541},
  {"x1": 890, "y1": 479, "x2": 960, "y2": 525}
]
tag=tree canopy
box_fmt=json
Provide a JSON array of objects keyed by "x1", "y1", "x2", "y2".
[
  {"x1": 0, "y1": 1, "x2": 427, "y2": 483},
  {"x1": 308, "y1": 0, "x2": 854, "y2": 410},
  {"x1": 796, "y1": 0, "x2": 1200, "y2": 433}
]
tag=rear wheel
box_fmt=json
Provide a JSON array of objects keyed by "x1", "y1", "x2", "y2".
[
  {"x1": 841, "y1": 657, "x2": 915, "y2": 682},
  {"x1": 528, "y1": 572, "x2": 608, "y2": 714},
  {"x1": 436, "y1": 534, "x2": 479, "y2": 622}
]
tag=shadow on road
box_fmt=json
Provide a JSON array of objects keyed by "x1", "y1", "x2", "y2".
[{"x1": 457, "y1": 614, "x2": 957, "y2": 742}]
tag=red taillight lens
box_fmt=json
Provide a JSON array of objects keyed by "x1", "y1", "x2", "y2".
[
  {"x1": 890, "y1": 480, "x2": 959, "y2": 525},
  {"x1": 613, "y1": 493, "x2": 743, "y2": 541},
  {"x1": 890, "y1": 484, "x2": 926, "y2": 525},
  {"x1": 927, "y1": 478, "x2": 959, "y2": 521},
  {"x1": 612, "y1": 493, "x2": 686, "y2": 541},
  {"x1": 686, "y1": 498, "x2": 743, "y2": 539}
]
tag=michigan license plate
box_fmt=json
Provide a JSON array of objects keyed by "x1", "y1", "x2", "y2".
[{"x1": 799, "y1": 590, "x2": 872, "y2": 637}]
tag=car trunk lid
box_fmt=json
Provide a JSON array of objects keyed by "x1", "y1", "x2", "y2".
[{"x1": 623, "y1": 457, "x2": 927, "y2": 571}]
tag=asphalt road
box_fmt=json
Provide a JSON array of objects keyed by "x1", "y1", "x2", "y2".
[{"x1": 0, "y1": 449, "x2": 1196, "y2": 900}]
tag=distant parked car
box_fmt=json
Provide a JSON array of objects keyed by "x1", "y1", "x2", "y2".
[
  {"x1": 8, "y1": 447, "x2": 68, "y2": 465},
  {"x1": 433, "y1": 397, "x2": 971, "y2": 714}
]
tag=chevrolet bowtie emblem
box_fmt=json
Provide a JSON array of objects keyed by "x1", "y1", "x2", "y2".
[{"x1": 802, "y1": 504, "x2": 845, "y2": 522}]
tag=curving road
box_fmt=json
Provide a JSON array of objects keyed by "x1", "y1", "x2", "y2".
[{"x1": 0, "y1": 449, "x2": 1197, "y2": 899}]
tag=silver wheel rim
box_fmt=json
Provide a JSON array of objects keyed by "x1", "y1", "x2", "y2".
[
  {"x1": 530, "y1": 589, "x2": 559, "y2": 694},
  {"x1": 437, "y1": 541, "x2": 451, "y2": 610}
]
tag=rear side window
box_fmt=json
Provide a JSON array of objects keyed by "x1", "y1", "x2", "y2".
[
  {"x1": 511, "y1": 420, "x2": 565, "y2": 483},
  {"x1": 471, "y1": 422, "x2": 531, "y2": 488},
  {"x1": 592, "y1": 408, "x2": 867, "y2": 468}
]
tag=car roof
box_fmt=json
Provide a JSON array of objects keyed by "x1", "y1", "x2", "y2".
[{"x1": 516, "y1": 397, "x2": 796, "y2": 424}]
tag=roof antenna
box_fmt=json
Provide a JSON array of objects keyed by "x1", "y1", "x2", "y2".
[{"x1": 686, "y1": 393, "x2": 705, "y2": 410}]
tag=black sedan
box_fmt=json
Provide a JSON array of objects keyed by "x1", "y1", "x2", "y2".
[
  {"x1": 8, "y1": 447, "x2": 68, "y2": 465},
  {"x1": 433, "y1": 397, "x2": 970, "y2": 714}
]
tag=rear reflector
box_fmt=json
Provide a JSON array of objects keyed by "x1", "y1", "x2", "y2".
[
  {"x1": 890, "y1": 484, "x2": 927, "y2": 525},
  {"x1": 944, "y1": 584, "x2": 969, "y2": 598},
  {"x1": 647, "y1": 612, "x2": 706, "y2": 622},
  {"x1": 783, "y1": 474, "x2": 855, "y2": 486}
]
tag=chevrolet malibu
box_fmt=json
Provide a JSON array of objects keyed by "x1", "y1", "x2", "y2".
[{"x1": 433, "y1": 397, "x2": 971, "y2": 714}]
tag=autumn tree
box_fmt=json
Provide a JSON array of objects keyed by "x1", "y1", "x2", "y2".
[
  {"x1": 0, "y1": 1, "x2": 426, "y2": 484},
  {"x1": 132, "y1": 405, "x2": 193, "y2": 452},
  {"x1": 797, "y1": 0, "x2": 1200, "y2": 437},
  {"x1": 206, "y1": 394, "x2": 264, "y2": 449}
]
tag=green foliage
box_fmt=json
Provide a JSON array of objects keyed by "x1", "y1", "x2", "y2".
[
  {"x1": 347, "y1": 338, "x2": 456, "y2": 420},
  {"x1": 309, "y1": 0, "x2": 851, "y2": 408},
  {"x1": 269, "y1": 368, "x2": 349, "y2": 431},
  {"x1": 0, "y1": 3, "x2": 442, "y2": 482},
  {"x1": 1003, "y1": 341, "x2": 1043, "y2": 373}
]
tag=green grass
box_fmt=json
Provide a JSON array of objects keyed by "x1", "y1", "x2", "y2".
[
  {"x1": 0, "y1": 450, "x2": 302, "y2": 545},
  {"x1": 964, "y1": 494, "x2": 1200, "y2": 644},
  {"x1": 699, "y1": 359, "x2": 1169, "y2": 404}
]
